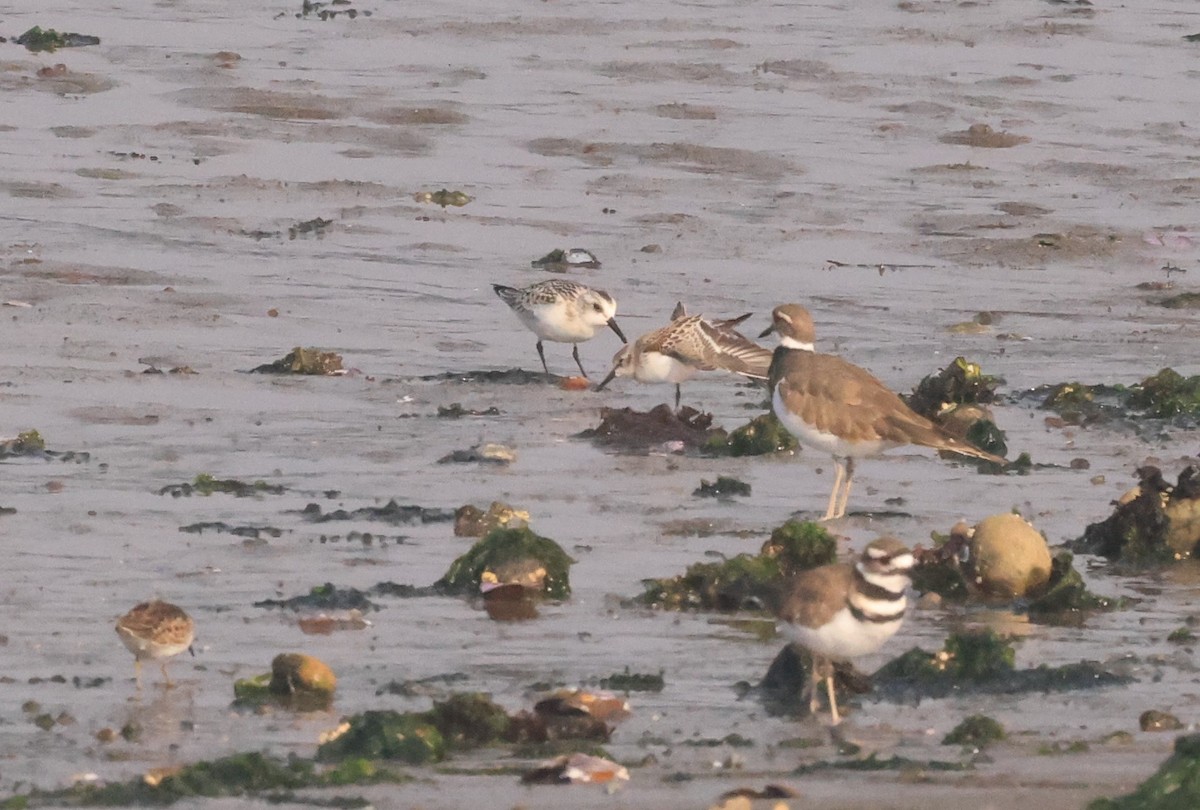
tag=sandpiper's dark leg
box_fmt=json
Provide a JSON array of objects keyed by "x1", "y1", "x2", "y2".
[
  {"x1": 572, "y1": 344, "x2": 588, "y2": 378},
  {"x1": 674, "y1": 384, "x2": 681, "y2": 410},
  {"x1": 536, "y1": 340, "x2": 549, "y2": 374}
]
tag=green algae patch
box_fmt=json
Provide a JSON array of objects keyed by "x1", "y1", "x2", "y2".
[
  {"x1": 641, "y1": 552, "x2": 781, "y2": 611},
  {"x1": 254, "y1": 582, "x2": 380, "y2": 612},
  {"x1": 642, "y1": 520, "x2": 834, "y2": 611},
  {"x1": 599, "y1": 668, "x2": 665, "y2": 692},
  {"x1": 1090, "y1": 733, "x2": 1200, "y2": 809},
  {"x1": 703, "y1": 412, "x2": 798, "y2": 457},
  {"x1": 18, "y1": 752, "x2": 318, "y2": 806},
  {"x1": 872, "y1": 630, "x2": 1131, "y2": 700},
  {"x1": 1128, "y1": 368, "x2": 1200, "y2": 419},
  {"x1": 943, "y1": 714, "x2": 1006, "y2": 746},
  {"x1": 1157, "y1": 291, "x2": 1200, "y2": 310},
  {"x1": 1027, "y1": 552, "x2": 1127, "y2": 622},
  {"x1": 759, "y1": 520, "x2": 837, "y2": 576},
  {"x1": 318, "y1": 710, "x2": 447, "y2": 764},
  {"x1": 425, "y1": 693, "x2": 513, "y2": 750},
  {"x1": 436, "y1": 527, "x2": 574, "y2": 600},
  {"x1": 15, "y1": 27, "x2": 100, "y2": 52},
  {"x1": 1076, "y1": 465, "x2": 1200, "y2": 565},
  {"x1": 0, "y1": 430, "x2": 89, "y2": 463},
  {"x1": 1036, "y1": 368, "x2": 1200, "y2": 425},
  {"x1": 250, "y1": 347, "x2": 343, "y2": 375},
  {"x1": 158, "y1": 473, "x2": 286, "y2": 498}
]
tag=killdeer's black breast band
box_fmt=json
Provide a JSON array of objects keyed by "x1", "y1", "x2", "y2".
[
  {"x1": 848, "y1": 603, "x2": 906, "y2": 624},
  {"x1": 854, "y1": 574, "x2": 906, "y2": 603}
]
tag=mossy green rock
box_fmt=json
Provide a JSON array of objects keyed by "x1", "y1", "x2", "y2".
[
  {"x1": 426, "y1": 693, "x2": 512, "y2": 749},
  {"x1": 704, "y1": 412, "x2": 798, "y2": 456},
  {"x1": 759, "y1": 520, "x2": 836, "y2": 576},
  {"x1": 1090, "y1": 733, "x2": 1200, "y2": 809},
  {"x1": 317, "y1": 710, "x2": 446, "y2": 764},
  {"x1": 642, "y1": 553, "x2": 781, "y2": 611},
  {"x1": 943, "y1": 714, "x2": 1006, "y2": 746},
  {"x1": 437, "y1": 527, "x2": 574, "y2": 599}
]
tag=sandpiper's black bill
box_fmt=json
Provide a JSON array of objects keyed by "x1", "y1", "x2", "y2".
[
  {"x1": 607, "y1": 318, "x2": 627, "y2": 343},
  {"x1": 758, "y1": 323, "x2": 775, "y2": 339},
  {"x1": 594, "y1": 367, "x2": 618, "y2": 392}
]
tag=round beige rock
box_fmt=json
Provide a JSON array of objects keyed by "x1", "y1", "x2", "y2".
[
  {"x1": 270, "y1": 653, "x2": 337, "y2": 696},
  {"x1": 967, "y1": 513, "x2": 1053, "y2": 598}
]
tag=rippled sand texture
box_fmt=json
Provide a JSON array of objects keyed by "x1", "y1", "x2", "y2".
[{"x1": 2, "y1": 0, "x2": 1199, "y2": 807}]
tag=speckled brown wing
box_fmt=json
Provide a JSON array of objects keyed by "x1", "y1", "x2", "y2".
[
  {"x1": 696, "y1": 319, "x2": 773, "y2": 379},
  {"x1": 116, "y1": 601, "x2": 194, "y2": 647},
  {"x1": 777, "y1": 563, "x2": 854, "y2": 628}
]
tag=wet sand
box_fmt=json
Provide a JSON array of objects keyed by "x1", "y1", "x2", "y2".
[{"x1": 2, "y1": 0, "x2": 1199, "y2": 806}]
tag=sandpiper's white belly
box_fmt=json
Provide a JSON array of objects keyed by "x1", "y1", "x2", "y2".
[
  {"x1": 634, "y1": 351, "x2": 696, "y2": 385},
  {"x1": 520, "y1": 305, "x2": 594, "y2": 343},
  {"x1": 772, "y1": 388, "x2": 896, "y2": 458},
  {"x1": 780, "y1": 606, "x2": 903, "y2": 661}
]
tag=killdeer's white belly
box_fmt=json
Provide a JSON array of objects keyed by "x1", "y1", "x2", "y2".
[
  {"x1": 634, "y1": 351, "x2": 697, "y2": 385},
  {"x1": 780, "y1": 606, "x2": 904, "y2": 661},
  {"x1": 772, "y1": 388, "x2": 896, "y2": 459}
]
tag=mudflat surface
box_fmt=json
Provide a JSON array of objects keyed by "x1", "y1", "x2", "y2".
[{"x1": 2, "y1": 0, "x2": 1199, "y2": 807}]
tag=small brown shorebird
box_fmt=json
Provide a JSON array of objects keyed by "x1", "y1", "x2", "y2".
[
  {"x1": 115, "y1": 600, "x2": 195, "y2": 689},
  {"x1": 493, "y1": 280, "x2": 626, "y2": 377},
  {"x1": 776, "y1": 536, "x2": 914, "y2": 725},
  {"x1": 761, "y1": 304, "x2": 1005, "y2": 520},
  {"x1": 595, "y1": 303, "x2": 773, "y2": 408}
]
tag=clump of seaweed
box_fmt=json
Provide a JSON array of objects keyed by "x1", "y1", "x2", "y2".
[
  {"x1": 1075, "y1": 465, "x2": 1200, "y2": 565},
  {"x1": 436, "y1": 527, "x2": 574, "y2": 600},
  {"x1": 1090, "y1": 733, "x2": 1200, "y2": 809},
  {"x1": 703, "y1": 412, "x2": 798, "y2": 457},
  {"x1": 158, "y1": 473, "x2": 286, "y2": 498},
  {"x1": 250, "y1": 347, "x2": 343, "y2": 374},
  {"x1": 641, "y1": 520, "x2": 835, "y2": 611}
]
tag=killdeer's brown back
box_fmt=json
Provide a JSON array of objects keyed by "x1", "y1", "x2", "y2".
[{"x1": 769, "y1": 348, "x2": 1005, "y2": 463}]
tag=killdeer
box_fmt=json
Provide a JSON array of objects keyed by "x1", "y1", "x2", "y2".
[
  {"x1": 595, "y1": 303, "x2": 774, "y2": 408},
  {"x1": 493, "y1": 280, "x2": 627, "y2": 378},
  {"x1": 115, "y1": 600, "x2": 195, "y2": 689},
  {"x1": 762, "y1": 304, "x2": 1005, "y2": 520},
  {"x1": 776, "y1": 536, "x2": 914, "y2": 724}
]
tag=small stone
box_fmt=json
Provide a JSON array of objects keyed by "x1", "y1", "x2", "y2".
[
  {"x1": 1140, "y1": 709, "x2": 1183, "y2": 732},
  {"x1": 1070, "y1": 458, "x2": 1091, "y2": 470}
]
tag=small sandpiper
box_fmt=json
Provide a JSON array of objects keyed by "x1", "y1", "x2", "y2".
[
  {"x1": 776, "y1": 536, "x2": 914, "y2": 725},
  {"x1": 595, "y1": 303, "x2": 774, "y2": 408},
  {"x1": 493, "y1": 280, "x2": 626, "y2": 378},
  {"x1": 762, "y1": 304, "x2": 1005, "y2": 520},
  {"x1": 115, "y1": 600, "x2": 195, "y2": 689}
]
